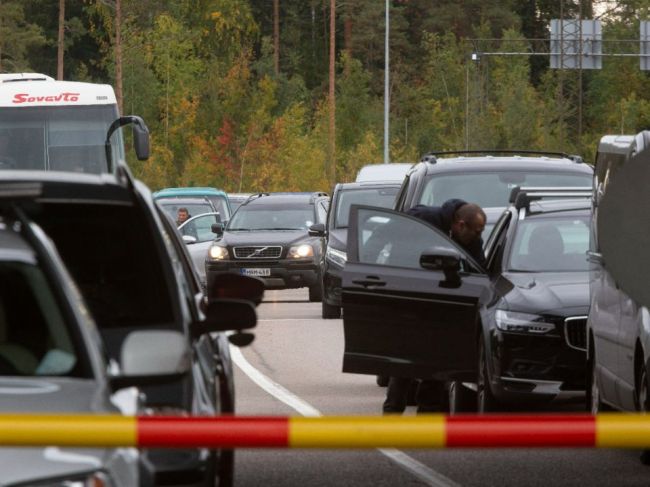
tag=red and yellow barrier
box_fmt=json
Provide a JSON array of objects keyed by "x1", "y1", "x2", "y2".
[{"x1": 1, "y1": 414, "x2": 650, "y2": 448}]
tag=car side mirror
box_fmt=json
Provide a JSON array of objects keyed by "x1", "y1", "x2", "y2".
[
  {"x1": 308, "y1": 223, "x2": 326, "y2": 237},
  {"x1": 211, "y1": 222, "x2": 224, "y2": 236},
  {"x1": 109, "y1": 330, "x2": 190, "y2": 392},
  {"x1": 182, "y1": 235, "x2": 197, "y2": 245},
  {"x1": 208, "y1": 273, "x2": 265, "y2": 305},
  {"x1": 198, "y1": 298, "x2": 257, "y2": 334},
  {"x1": 420, "y1": 246, "x2": 462, "y2": 288}
]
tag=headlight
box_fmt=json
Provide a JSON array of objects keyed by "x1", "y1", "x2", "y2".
[
  {"x1": 325, "y1": 246, "x2": 347, "y2": 267},
  {"x1": 30, "y1": 471, "x2": 113, "y2": 487},
  {"x1": 208, "y1": 244, "x2": 229, "y2": 260},
  {"x1": 288, "y1": 244, "x2": 314, "y2": 258},
  {"x1": 495, "y1": 310, "x2": 555, "y2": 334}
]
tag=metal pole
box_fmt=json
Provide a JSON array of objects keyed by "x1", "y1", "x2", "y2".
[{"x1": 384, "y1": 0, "x2": 390, "y2": 164}]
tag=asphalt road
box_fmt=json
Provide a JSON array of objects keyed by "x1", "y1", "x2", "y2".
[{"x1": 232, "y1": 289, "x2": 650, "y2": 486}]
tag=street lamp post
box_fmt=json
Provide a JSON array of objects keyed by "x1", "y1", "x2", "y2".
[{"x1": 384, "y1": 0, "x2": 390, "y2": 164}]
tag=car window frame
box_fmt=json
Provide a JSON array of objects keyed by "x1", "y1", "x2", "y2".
[{"x1": 347, "y1": 204, "x2": 486, "y2": 275}]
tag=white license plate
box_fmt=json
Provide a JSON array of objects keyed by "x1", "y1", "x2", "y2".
[{"x1": 241, "y1": 268, "x2": 271, "y2": 277}]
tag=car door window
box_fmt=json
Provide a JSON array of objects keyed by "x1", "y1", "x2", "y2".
[
  {"x1": 180, "y1": 213, "x2": 219, "y2": 243},
  {"x1": 353, "y1": 206, "x2": 479, "y2": 271}
]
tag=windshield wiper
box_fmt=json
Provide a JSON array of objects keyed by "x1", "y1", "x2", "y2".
[{"x1": 253, "y1": 227, "x2": 304, "y2": 231}]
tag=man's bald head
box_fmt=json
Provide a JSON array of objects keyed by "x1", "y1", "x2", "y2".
[{"x1": 450, "y1": 203, "x2": 486, "y2": 246}]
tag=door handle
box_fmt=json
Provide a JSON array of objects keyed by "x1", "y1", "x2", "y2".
[{"x1": 352, "y1": 277, "x2": 386, "y2": 288}]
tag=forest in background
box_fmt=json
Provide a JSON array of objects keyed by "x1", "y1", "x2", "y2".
[{"x1": 2, "y1": 0, "x2": 650, "y2": 192}]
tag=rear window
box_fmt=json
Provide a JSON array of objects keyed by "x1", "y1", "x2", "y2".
[
  {"x1": 419, "y1": 171, "x2": 592, "y2": 208},
  {"x1": 34, "y1": 203, "x2": 175, "y2": 330}
]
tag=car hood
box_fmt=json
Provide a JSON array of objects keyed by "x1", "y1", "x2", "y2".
[
  {"x1": 500, "y1": 271, "x2": 590, "y2": 316},
  {"x1": 0, "y1": 377, "x2": 129, "y2": 484},
  {"x1": 327, "y1": 228, "x2": 348, "y2": 252},
  {"x1": 221, "y1": 229, "x2": 315, "y2": 247}
]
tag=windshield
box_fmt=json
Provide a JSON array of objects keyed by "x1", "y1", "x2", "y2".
[
  {"x1": 419, "y1": 172, "x2": 592, "y2": 208},
  {"x1": 228, "y1": 205, "x2": 315, "y2": 230},
  {"x1": 0, "y1": 104, "x2": 123, "y2": 173},
  {"x1": 335, "y1": 187, "x2": 399, "y2": 228},
  {"x1": 0, "y1": 261, "x2": 85, "y2": 377},
  {"x1": 207, "y1": 196, "x2": 230, "y2": 220},
  {"x1": 159, "y1": 200, "x2": 215, "y2": 224},
  {"x1": 508, "y1": 214, "x2": 590, "y2": 272}
]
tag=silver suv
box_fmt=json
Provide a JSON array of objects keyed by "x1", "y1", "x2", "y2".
[{"x1": 0, "y1": 188, "x2": 189, "y2": 486}]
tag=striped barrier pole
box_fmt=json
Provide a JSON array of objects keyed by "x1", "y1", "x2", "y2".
[{"x1": 0, "y1": 414, "x2": 649, "y2": 449}]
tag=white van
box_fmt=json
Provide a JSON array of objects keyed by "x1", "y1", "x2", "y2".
[{"x1": 355, "y1": 162, "x2": 412, "y2": 183}]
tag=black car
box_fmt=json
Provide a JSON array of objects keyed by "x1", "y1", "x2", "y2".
[
  {"x1": 340, "y1": 187, "x2": 592, "y2": 413},
  {"x1": 394, "y1": 150, "x2": 594, "y2": 236},
  {"x1": 1, "y1": 168, "x2": 256, "y2": 487},
  {"x1": 319, "y1": 181, "x2": 401, "y2": 319},
  {"x1": 206, "y1": 192, "x2": 329, "y2": 301}
]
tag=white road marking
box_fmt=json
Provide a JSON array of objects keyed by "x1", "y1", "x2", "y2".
[{"x1": 230, "y1": 345, "x2": 461, "y2": 487}]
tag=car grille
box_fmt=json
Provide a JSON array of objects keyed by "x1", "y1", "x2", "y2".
[
  {"x1": 234, "y1": 246, "x2": 282, "y2": 259},
  {"x1": 564, "y1": 316, "x2": 588, "y2": 351}
]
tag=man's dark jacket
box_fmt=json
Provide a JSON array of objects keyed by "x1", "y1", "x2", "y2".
[{"x1": 405, "y1": 199, "x2": 486, "y2": 268}]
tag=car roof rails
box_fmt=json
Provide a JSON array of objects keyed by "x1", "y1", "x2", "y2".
[
  {"x1": 420, "y1": 150, "x2": 584, "y2": 164},
  {"x1": 509, "y1": 186, "x2": 592, "y2": 211}
]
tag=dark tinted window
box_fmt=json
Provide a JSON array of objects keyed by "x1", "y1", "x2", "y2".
[
  {"x1": 0, "y1": 261, "x2": 86, "y2": 377},
  {"x1": 34, "y1": 204, "x2": 175, "y2": 329}
]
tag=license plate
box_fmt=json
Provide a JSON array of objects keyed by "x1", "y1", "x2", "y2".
[{"x1": 241, "y1": 268, "x2": 271, "y2": 277}]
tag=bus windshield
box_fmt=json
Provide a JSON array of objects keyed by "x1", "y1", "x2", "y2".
[{"x1": 0, "y1": 104, "x2": 124, "y2": 174}]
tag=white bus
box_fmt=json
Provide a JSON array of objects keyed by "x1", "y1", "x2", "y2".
[{"x1": 0, "y1": 73, "x2": 148, "y2": 173}]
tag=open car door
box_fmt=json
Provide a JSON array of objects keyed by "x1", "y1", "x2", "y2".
[{"x1": 342, "y1": 205, "x2": 492, "y2": 381}]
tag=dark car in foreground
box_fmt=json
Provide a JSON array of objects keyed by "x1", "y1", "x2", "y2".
[
  {"x1": 206, "y1": 192, "x2": 329, "y2": 301},
  {"x1": 395, "y1": 151, "x2": 594, "y2": 237},
  {"x1": 340, "y1": 188, "x2": 592, "y2": 413},
  {"x1": 1, "y1": 168, "x2": 256, "y2": 487},
  {"x1": 319, "y1": 181, "x2": 401, "y2": 319},
  {"x1": 0, "y1": 188, "x2": 190, "y2": 486}
]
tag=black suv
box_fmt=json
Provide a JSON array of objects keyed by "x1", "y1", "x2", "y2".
[
  {"x1": 319, "y1": 181, "x2": 401, "y2": 319},
  {"x1": 206, "y1": 192, "x2": 329, "y2": 301},
  {"x1": 339, "y1": 188, "x2": 592, "y2": 414},
  {"x1": 395, "y1": 151, "x2": 594, "y2": 235}
]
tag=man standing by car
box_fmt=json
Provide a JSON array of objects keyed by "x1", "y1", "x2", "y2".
[{"x1": 383, "y1": 198, "x2": 487, "y2": 413}]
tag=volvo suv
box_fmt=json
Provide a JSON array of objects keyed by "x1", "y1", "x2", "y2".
[{"x1": 206, "y1": 192, "x2": 329, "y2": 301}]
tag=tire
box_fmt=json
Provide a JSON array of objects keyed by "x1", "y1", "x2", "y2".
[
  {"x1": 216, "y1": 450, "x2": 234, "y2": 487},
  {"x1": 406, "y1": 380, "x2": 418, "y2": 406},
  {"x1": 308, "y1": 282, "x2": 322, "y2": 302},
  {"x1": 376, "y1": 375, "x2": 389, "y2": 387},
  {"x1": 477, "y1": 338, "x2": 499, "y2": 413},
  {"x1": 449, "y1": 381, "x2": 476, "y2": 414},
  {"x1": 588, "y1": 349, "x2": 605, "y2": 415},
  {"x1": 322, "y1": 300, "x2": 341, "y2": 319},
  {"x1": 636, "y1": 360, "x2": 650, "y2": 466}
]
